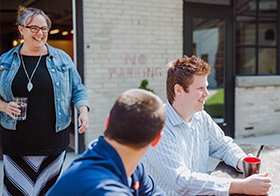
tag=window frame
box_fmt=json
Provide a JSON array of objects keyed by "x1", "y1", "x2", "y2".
[{"x1": 234, "y1": 0, "x2": 280, "y2": 76}]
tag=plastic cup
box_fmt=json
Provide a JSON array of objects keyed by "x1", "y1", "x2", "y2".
[
  {"x1": 13, "y1": 97, "x2": 28, "y2": 121},
  {"x1": 242, "y1": 157, "x2": 261, "y2": 178}
]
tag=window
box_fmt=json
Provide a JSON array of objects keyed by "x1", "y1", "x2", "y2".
[{"x1": 235, "y1": 0, "x2": 278, "y2": 75}]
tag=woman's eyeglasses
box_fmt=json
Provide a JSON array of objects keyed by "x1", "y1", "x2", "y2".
[{"x1": 24, "y1": 25, "x2": 49, "y2": 33}]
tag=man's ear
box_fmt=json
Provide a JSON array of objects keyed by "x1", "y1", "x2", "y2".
[
  {"x1": 174, "y1": 84, "x2": 183, "y2": 95},
  {"x1": 105, "y1": 114, "x2": 110, "y2": 129},
  {"x1": 151, "y1": 131, "x2": 163, "y2": 147}
]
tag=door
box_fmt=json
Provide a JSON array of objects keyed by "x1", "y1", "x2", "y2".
[{"x1": 183, "y1": 3, "x2": 234, "y2": 137}]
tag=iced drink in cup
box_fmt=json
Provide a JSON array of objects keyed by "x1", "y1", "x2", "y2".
[
  {"x1": 13, "y1": 97, "x2": 28, "y2": 121},
  {"x1": 242, "y1": 157, "x2": 261, "y2": 178}
]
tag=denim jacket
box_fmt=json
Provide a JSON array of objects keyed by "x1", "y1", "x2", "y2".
[{"x1": 0, "y1": 43, "x2": 90, "y2": 132}]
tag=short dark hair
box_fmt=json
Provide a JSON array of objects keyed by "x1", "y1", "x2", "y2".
[
  {"x1": 104, "y1": 89, "x2": 166, "y2": 149},
  {"x1": 166, "y1": 55, "x2": 210, "y2": 104}
]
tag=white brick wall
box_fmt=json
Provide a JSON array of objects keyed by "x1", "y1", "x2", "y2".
[
  {"x1": 235, "y1": 86, "x2": 280, "y2": 138},
  {"x1": 82, "y1": 0, "x2": 280, "y2": 144},
  {"x1": 83, "y1": 0, "x2": 183, "y2": 144}
]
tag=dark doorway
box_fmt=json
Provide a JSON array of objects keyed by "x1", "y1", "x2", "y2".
[{"x1": 183, "y1": 2, "x2": 235, "y2": 137}]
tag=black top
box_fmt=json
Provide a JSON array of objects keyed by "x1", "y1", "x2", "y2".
[{"x1": 2, "y1": 54, "x2": 69, "y2": 156}]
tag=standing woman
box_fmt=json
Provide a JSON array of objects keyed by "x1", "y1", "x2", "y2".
[{"x1": 0, "y1": 6, "x2": 90, "y2": 195}]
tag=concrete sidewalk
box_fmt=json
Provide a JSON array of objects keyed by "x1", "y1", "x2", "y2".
[{"x1": 0, "y1": 133, "x2": 279, "y2": 194}]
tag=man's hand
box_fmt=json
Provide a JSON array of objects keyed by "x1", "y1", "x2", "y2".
[
  {"x1": 237, "y1": 153, "x2": 255, "y2": 172},
  {"x1": 229, "y1": 173, "x2": 272, "y2": 195}
]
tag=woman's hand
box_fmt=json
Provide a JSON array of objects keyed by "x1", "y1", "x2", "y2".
[
  {"x1": 0, "y1": 100, "x2": 21, "y2": 119},
  {"x1": 77, "y1": 106, "x2": 89, "y2": 133}
]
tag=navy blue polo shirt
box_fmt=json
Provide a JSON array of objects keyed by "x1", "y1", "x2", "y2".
[{"x1": 47, "y1": 136, "x2": 165, "y2": 196}]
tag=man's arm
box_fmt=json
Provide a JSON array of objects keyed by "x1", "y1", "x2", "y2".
[
  {"x1": 142, "y1": 127, "x2": 232, "y2": 196},
  {"x1": 205, "y1": 111, "x2": 246, "y2": 170},
  {"x1": 205, "y1": 112, "x2": 271, "y2": 195},
  {"x1": 229, "y1": 173, "x2": 271, "y2": 195}
]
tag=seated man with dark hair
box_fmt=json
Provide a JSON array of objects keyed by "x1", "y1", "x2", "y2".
[{"x1": 47, "y1": 89, "x2": 166, "y2": 196}]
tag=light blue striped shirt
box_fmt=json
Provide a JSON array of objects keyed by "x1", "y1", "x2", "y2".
[{"x1": 142, "y1": 101, "x2": 246, "y2": 196}]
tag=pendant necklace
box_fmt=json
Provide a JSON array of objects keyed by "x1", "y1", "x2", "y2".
[{"x1": 20, "y1": 48, "x2": 44, "y2": 92}]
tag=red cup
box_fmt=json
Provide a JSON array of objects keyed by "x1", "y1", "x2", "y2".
[{"x1": 242, "y1": 157, "x2": 261, "y2": 178}]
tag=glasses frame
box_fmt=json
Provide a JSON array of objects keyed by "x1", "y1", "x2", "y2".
[{"x1": 24, "y1": 25, "x2": 49, "y2": 33}]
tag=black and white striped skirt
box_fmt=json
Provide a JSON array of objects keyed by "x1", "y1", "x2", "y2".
[{"x1": 2, "y1": 151, "x2": 66, "y2": 196}]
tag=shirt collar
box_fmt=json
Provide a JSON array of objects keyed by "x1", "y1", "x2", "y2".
[
  {"x1": 87, "y1": 136, "x2": 129, "y2": 185},
  {"x1": 165, "y1": 101, "x2": 200, "y2": 127},
  {"x1": 165, "y1": 101, "x2": 185, "y2": 126},
  {"x1": 12, "y1": 43, "x2": 53, "y2": 59}
]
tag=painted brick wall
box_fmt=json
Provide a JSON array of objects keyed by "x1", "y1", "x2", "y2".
[
  {"x1": 83, "y1": 0, "x2": 183, "y2": 144},
  {"x1": 235, "y1": 86, "x2": 280, "y2": 138}
]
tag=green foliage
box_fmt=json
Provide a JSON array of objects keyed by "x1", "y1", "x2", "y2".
[
  {"x1": 138, "y1": 79, "x2": 155, "y2": 94},
  {"x1": 204, "y1": 88, "x2": 224, "y2": 118}
]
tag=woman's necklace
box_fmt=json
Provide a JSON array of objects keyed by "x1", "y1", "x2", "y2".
[{"x1": 20, "y1": 49, "x2": 44, "y2": 92}]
